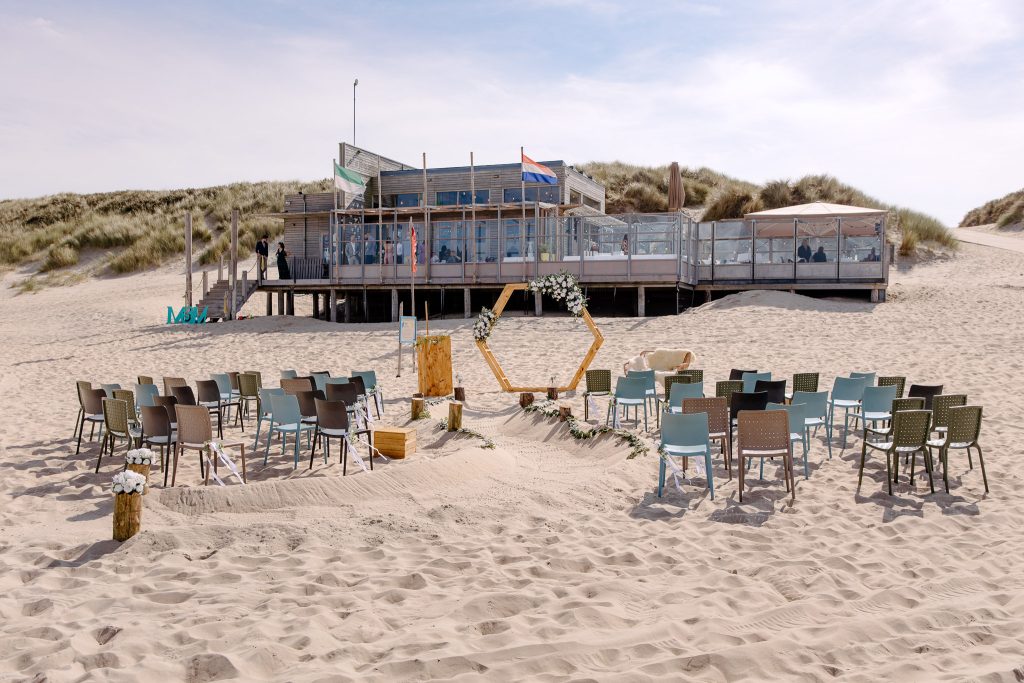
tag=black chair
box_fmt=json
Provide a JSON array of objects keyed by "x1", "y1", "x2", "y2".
[
  {"x1": 311, "y1": 399, "x2": 373, "y2": 474},
  {"x1": 908, "y1": 384, "x2": 943, "y2": 410},
  {"x1": 730, "y1": 391, "x2": 769, "y2": 430},
  {"x1": 730, "y1": 368, "x2": 758, "y2": 381},
  {"x1": 195, "y1": 379, "x2": 226, "y2": 438},
  {"x1": 755, "y1": 379, "x2": 787, "y2": 405}
]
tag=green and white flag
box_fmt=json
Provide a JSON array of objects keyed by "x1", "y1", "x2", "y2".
[{"x1": 334, "y1": 162, "x2": 366, "y2": 195}]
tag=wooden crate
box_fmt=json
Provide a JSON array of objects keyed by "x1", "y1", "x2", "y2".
[
  {"x1": 416, "y1": 335, "x2": 453, "y2": 397},
  {"x1": 373, "y1": 426, "x2": 416, "y2": 459}
]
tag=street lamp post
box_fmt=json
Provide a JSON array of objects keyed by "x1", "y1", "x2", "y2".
[{"x1": 353, "y1": 78, "x2": 358, "y2": 145}]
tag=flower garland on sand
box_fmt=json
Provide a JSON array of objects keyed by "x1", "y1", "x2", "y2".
[
  {"x1": 125, "y1": 448, "x2": 154, "y2": 465},
  {"x1": 112, "y1": 470, "x2": 147, "y2": 495},
  {"x1": 523, "y1": 400, "x2": 650, "y2": 459},
  {"x1": 437, "y1": 420, "x2": 496, "y2": 449}
]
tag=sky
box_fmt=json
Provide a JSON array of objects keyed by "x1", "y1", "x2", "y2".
[{"x1": 1, "y1": 0, "x2": 1022, "y2": 225}]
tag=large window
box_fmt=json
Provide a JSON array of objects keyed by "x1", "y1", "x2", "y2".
[
  {"x1": 385, "y1": 193, "x2": 421, "y2": 208},
  {"x1": 504, "y1": 186, "x2": 561, "y2": 204},
  {"x1": 459, "y1": 189, "x2": 489, "y2": 204},
  {"x1": 437, "y1": 190, "x2": 491, "y2": 206}
]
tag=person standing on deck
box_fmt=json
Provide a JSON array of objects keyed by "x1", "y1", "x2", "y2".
[
  {"x1": 276, "y1": 242, "x2": 291, "y2": 279},
  {"x1": 255, "y1": 235, "x2": 269, "y2": 279},
  {"x1": 797, "y1": 238, "x2": 812, "y2": 262}
]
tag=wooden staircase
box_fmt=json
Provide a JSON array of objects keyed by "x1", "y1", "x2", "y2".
[{"x1": 198, "y1": 278, "x2": 259, "y2": 321}]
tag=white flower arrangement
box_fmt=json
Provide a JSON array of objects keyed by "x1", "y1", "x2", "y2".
[
  {"x1": 473, "y1": 307, "x2": 498, "y2": 341},
  {"x1": 528, "y1": 272, "x2": 587, "y2": 317},
  {"x1": 112, "y1": 470, "x2": 147, "y2": 495},
  {"x1": 125, "y1": 448, "x2": 155, "y2": 465}
]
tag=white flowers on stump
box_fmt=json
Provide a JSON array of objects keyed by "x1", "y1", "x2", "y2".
[
  {"x1": 112, "y1": 470, "x2": 147, "y2": 495},
  {"x1": 111, "y1": 470, "x2": 146, "y2": 542}
]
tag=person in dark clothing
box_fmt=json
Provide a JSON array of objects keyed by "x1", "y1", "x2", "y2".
[
  {"x1": 276, "y1": 242, "x2": 291, "y2": 279},
  {"x1": 255, "y1": 235, "x2": 270, "y2": 279},
  {"x1": 797, "y1": 239, "x2": 812, "y2": 263},
  {"x1": 812, "y1": 246, "x2": 828, "y2": 263}
]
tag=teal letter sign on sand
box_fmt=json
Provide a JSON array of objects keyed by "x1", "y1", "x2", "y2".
[{"x1": 166, "y1": 306, "x2": 209, "y2": 324}]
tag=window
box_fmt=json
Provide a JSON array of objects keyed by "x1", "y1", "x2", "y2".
[
  {"x1": 503, "y1": 188, "x2": 522, "y2": 203},
  {"x1": 437, "y1": 190, "x2": 490, "y2": 206},
  {"x1": 395, "y1": 193, "x2": 421, "y2": 208},
  {"x1": 458, "y1": 189, "x2": 489, "y2": 204},
  {"x1": 569, "y1": 189, "x2": 583, "y2": 205},
  {"x1": 505, "y1": 187, "x2": 561, "y2": 203},
  {"x1": 436, "y1": 191, "x2": 458, "y2": 206}
]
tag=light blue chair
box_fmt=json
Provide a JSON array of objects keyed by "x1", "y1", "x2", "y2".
[
  {"x1": 607, "y1": 376, "x2": 649, "y2": 431},
  {"x1": 135, "y1": 383, "x2": 160, "y2": 408},
  {"x1": 741, "y1": 372, "x2": 771, "y2": 393},
  {"x1": 658, "y1": 412, "x2": 715, "y2": 499},
  {"x1": 325, "y1": 377, "x2": 349, "y2": 386},
  {"x1": 850, "y1": 385, "x2": 897, "y2": 442},
  {"x1": 253, "y1": 387, "x2": 284, "y2": 450},
  {"x1": 281, "y1": 369, "x2": 298, "y2": 380},
  {"x1": 793, "y1": 390, "x2": 831, "y2": 460},
  {"x1": 265, "y1": 394, "x2": 317, "y2": 468},
  {"x1": 768, "y1": 402, "x2": 810, "y2": 479},
  {"x1": 351, "y1": 370, "x2": 383, "y2": 418},
  {"x1": 101, "y1": 383, "x2": 122, "y2": 398},
  {"x1": 828, "y1": 376, "x2": 869, "y2": 449},
  {"x1": 212, "y1": 373, "x2": 238, "y2": 421},
  {"x1": 627, "y1": 369, "x2": 659, "y2": 421},
  {"x1": 850, "y1": 371, "x2": 877, "y2": 385},
  {"x1": 667, "y1": 382, "x2": 705, "y2": 413},
  {"x1": 312, "y1": 374, "x2": 329, "y2": 393}
]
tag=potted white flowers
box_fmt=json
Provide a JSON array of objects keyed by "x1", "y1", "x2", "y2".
[
  {"x1": 124, "y1": 448, "x2": 155, "y2": 495},
  {"x1": 111, "y1": 470, "x2": 147, "y2": 542}
]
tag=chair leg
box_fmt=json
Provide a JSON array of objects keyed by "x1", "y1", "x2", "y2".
[
  {"x1": 705, "y1": 449, "x2": 714, "y2": 501},
  {"x1": 342, "y1": 438, "x2": 348, "y2": 475},
  {"x1": 658, "y1": 458, "x2": 665, "y2": 497},
  {"x1": 975, "y1": 445, "x2": 989, "y2": 493},
  {"x1": 885, "y1": 449, "x2": 893, "y2": 495},
  {"x1": 738, "y1": 450, "x2": 745, "y2": 502},
  {"x1": 253, "y1": 415, "x2": 263, "y2": 450},
  {"x1": 967, "y1": 447, "x2": 974, "y2": 470},
  {"x1": 293, "y1": 432, "x2": 300, "y2": 469},
  {"x1": 94, "y1": 435, "x2": 105, "y2": 473},
  {"x1": 923, "y1": 448, "x2": 935, "y2": 494},
  {"x1": 171, "y1": 444, "x2": 180, "y2": 487}
]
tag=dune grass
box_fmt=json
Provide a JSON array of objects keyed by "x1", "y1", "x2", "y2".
[
  {"x1": 960, "y1": 188, "x2": 1024, "y2": 228},
  {"x1": 0, "y1": 180, "x2": 331, "y2": 277}
]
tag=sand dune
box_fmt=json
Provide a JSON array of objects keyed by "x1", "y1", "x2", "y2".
[{"x1": 2, "y1": 241, "x2": 1024, "y2": 681}]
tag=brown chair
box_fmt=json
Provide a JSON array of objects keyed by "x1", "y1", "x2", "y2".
[
  {"x1": 154, "y1": 395, "x2": 179, "y2": 430},
  {"x1": 140, "y1": 404, "x2": 177, "y2": 486},
  {"x1": 112, "y1": 389, "x2": 139, "y2": 426},
  {"x1": 281, "y1": 377, "x2": 313, "y2": 395},
  {"x1": 163, "y1": 376, "x2": 187, "y2": 397},
  {"x1": 137, "y1": 375, "x2": 155, "y2": 386},
  {"x1": 908, "y1": 384, "x2": 943, "y2": 410},
  {"x1": 682, "y1": 396, "x2": 731, "y2": 478},
  {"x1": 172, "y1": 405, "x2": 247, "y2": 486},
  {"x1": 311, "y1": 399, "x2": 372, "y2": 474},
  {"x1": 295, "y1": 390, "x2": 320, "y2": 427},
  {"x1": 736, "y1": 410, "x2": 795, "y2": 503},
  {"x1": 326, "y1": 382, "x2": 364, "y2": 423},
  {"x1": 98, "y1": 398, "x2": 139, "y2": 472},
  {"x1": 861, "y1": 409, "x2": 932, "y2": 495},
  {"x1": 196, "y1": 379, "x2": 226, "y2": 439},
  {"x1": 729, "y1": 369, "x2": 757, "y2": 381},
  {"x1": 171, "y1": 385, "x2": 198, "y2": 407},
  {"x1": 75, "y1": 384, "x2": 105, "y2": 454}
]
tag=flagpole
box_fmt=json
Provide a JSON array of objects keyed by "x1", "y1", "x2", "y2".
[
  {"x1": 409, "y1": 216, "x2": 416, "y2": 318},
  {"x1": 520, "y1": 146, "x2": 527, "y2": 281},
  {"x1": 470, "y1": 151, "x2": 476, "y2": 264}
]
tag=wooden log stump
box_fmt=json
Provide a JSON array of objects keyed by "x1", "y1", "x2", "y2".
[
  {"x1": 558, "y1": 405, "x2": 573, "y2": 422},
  {"x1": 112, "y1": 493, "x2": 142, "y2": 542},
  {"x1": 519, "y1": 392, "x2": 534, "y2": 408},
  {"x1": 447, "y1": 402, "x2": 463, "y2": 431},
  {"x1": 547, "y1": 387, "x2": 559, "y2": 400},
  {"x1": 411, "y1": 396, "x2": 426, "y2": 420},
  {"x1": 126, "y1": 463, "x2": 152, "y2": 495},
  {"x1": 453, "y1": 387, "x2": 466, "y2": 402}
]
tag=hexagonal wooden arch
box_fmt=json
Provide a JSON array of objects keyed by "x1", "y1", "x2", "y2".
[{"x1": 475, "y1": 283, "x2": 604, "y2": 393}]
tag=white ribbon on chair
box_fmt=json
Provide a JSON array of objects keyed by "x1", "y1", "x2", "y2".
[
  {"x1": 374, "y1": 391, "x2": 384, "y2": 418},
  {"x1": 587, "y1": 395, "x2": 599, "y2": 421},
  {"x1": 342, "y1": 434, "x2": 390, "y2": 472},
  {"x1": 204, "y1": 442, "x2": 245, "y2": 486},
  {"x1": 661, "y1": 449, "x2": 705, "y2": 494}
]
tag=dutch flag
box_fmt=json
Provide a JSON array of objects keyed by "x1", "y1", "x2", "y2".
[{"x1": 521, "y1": 152, "x2": 558, "y2": 185}]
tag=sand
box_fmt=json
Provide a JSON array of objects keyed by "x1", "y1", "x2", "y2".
[{"x1": 2, "y1": 242, "x2": 1024, "y2": 681}]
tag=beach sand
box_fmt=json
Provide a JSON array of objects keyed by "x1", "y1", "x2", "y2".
[{"x1": 2, "y1": 242, "x2": 1023, "y2": 681}]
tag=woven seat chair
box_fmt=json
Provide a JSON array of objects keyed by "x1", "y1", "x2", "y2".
[
  {"x1": 878, "y1": 376, "x2": 906, "y2": 398},
  {"x1": 736, "y1": 409, "x2": 795, "y2": 503},
  {"x1": 679, "y1": 369, "x2": 703, "y2": 384},
  {"x1": 73, "y1": 380, "x2": 94, "y2": 442},
  {"x1": 927, "y1": 405, "x2": 987, "y2": 494},
  {"x1": 238, "y1": 373, "x2": 261, "y2": 419},
  {"x1": 112, "y1": 389, "x2": 139, "y2": 427},
  {"x1": 658, "y1": 412, "x2": 716, "y2": 499},
  {"x1": 154, "y1": 395, "x2": 179, "y2": 430},
  {"x1": 97, "y1": 398, "x2": 139, "y2": 472},
  {"x1": 75, "y1": 387, "x2": 106, "y2": 455},
  {"x1": 281, "y1": 377, "x2": 313, "y2": 395},
  {"x1": 931, "y1": 394, "x2": 967, "y2": 438},
  {"x1": 163, "y1": 376, "x2": 187, "y2": 398},
  {"x1": 860, "y1": 409, "x2": 932, "y2": 495},
  {"x1": 196, "y1": 380, "x2": 227, "y2": 439},
  {"x1": 715, "y1": 380, "x2": 744, "y2": 409},
  {"x1": 681, "y1": 396, "x2": 731, "y2": 478},
  {"x1": 311, "y1": 399, "x2": 373, "y2": 474},
  {"x1": 172, "y1": 404, "x2": 247, "y2": 486},
  {"x1": 786, "y1": 373, "x2": 819, "y2": 401},
  {"x1": 908, "y1": 384, "x2": 943, "y2": 410},
  {"x1": 583, "y1": 369, "x2": 612, "y2": 421},
  {"x1": 140, "y1": 404, "x2": 177, "y2": 486},
  {"x1": 729, "y1": 368, "x2": 757, "y2": 381},
  {"x1": 137, "y1": 375, "x2": 155, "y2": 386},
  {"x1": 242, "y1": 371, "x2": 263, "y2": 389},
  {"x1": 171, "y1": 384, "x2": 197, "y2": 406}
]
